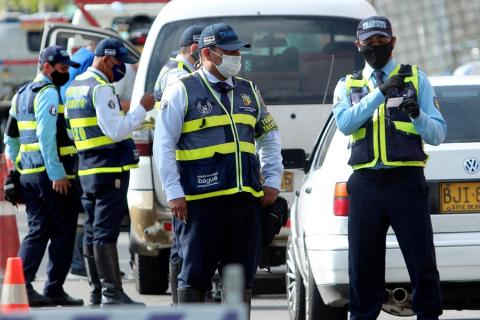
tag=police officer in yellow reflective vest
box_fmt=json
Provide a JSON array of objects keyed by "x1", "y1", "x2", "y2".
[
  {"x1": 153, "y1": 24, "x2": 204, "y2": 305},
  {"x1": 333, "y1": 16, "x2": 447, "y2": 320},
  {"x1": 4, "y1": 45, "x2": 83, "y2": 307},
  {"x1": 154, "y1": 25, "x2": 204, "y2": 105},
  {"x1": 65, "y1": 38, "x2": 154, "y2": 306},
  {"x1": 154, "y1": 23, "x2": 283, "y2": 307}
]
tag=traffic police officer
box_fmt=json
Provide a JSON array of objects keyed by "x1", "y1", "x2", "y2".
[
  {"x1": 65, "y1": 38, "x2": 154, "y2": 306},
  {"x1": 4, "y1": 45, "x2": 83, "y2": 307},
  {"x1": 153, "y1": 24, "x2": 204, "y2": 305},
  {"x1": 153, "y1": 25, "x2": 204, "y2": 104},
  {"x1": 333, "y1": 16, "x2": 447, "y2": 320},
  {"x1": 154, "y1": 23, "x2": 283, "y2": 310}
]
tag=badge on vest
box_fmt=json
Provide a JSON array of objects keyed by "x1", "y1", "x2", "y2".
[
  {"x1": 241, "y1": 94, "x2": 251, "y2": 106},
  {"x1": 48, "y1": 105, "x2": 57, "y2": 116},
  {"x1": 197, "y1": 100, "x2": 213, "y2": 115}
]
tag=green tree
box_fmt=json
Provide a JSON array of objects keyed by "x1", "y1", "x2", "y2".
[{"x1": 1, "y1": 0, "x2": 69, "y2": 12}]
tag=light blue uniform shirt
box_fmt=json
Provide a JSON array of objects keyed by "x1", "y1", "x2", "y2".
[
  {"x1": 153, "y1": 68, "x2": 283, "y2": 201},
  {"x1": 5, "y1": 73, "x2": 66, "y2": 180},
  {"x1": 333, "y1": 58, "x2": 447, "y2": 168}
]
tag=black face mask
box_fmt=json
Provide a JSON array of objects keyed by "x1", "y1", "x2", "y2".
[
  {"x1": 359, "y1": 42, "x2": 393, "y2": 70},
  {"x1": 51, "y1": 70, "x2": 70, "y2": 87},
  {"x1": 191, "y1": 49, "x2": 200, "y2": 62}
]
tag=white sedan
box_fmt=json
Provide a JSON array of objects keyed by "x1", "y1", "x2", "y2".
[{"x1": 286, "y1": 76, "x2": 480, "y2": 320}]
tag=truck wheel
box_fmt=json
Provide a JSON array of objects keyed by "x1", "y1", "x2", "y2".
[
  {"x1": 286, "y1": 237, "x2": 305, "y2": 320},
  {"x1": 135, "y1": 250, "x2": 169, "y2": 295},
  {"x1": 306, "y1": 263, "x2": 347, "y2": 320}
]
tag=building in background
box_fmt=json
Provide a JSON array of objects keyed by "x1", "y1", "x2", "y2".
[{"x1": 370, "y1": 0, "x2": 480, "y2": 75}]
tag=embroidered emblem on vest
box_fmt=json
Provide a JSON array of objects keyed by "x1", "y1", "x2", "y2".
[
  {"x1": 197, "y1": 100, "x2": 213, "y2": 115},
  {"x1": 241, "y1": 94, "x2": 252, "y2": 106}
]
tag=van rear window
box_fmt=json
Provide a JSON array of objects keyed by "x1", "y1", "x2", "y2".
[
  {"x1": 434, "y1": 85, "x2": 480, "y2": 143},
  {"x1": 27, "y1": 31, "x2": 42, "y2": 52},
  {"x1": 147, "y1": 16, "x2": 362, "y2": 105}
]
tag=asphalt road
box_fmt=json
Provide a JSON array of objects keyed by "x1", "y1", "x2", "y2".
[{"x1": 5, "y1": 205, "x2": 480, "y2": 319}]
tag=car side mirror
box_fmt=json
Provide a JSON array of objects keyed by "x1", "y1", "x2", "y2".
[{"x1": 282, "y1": 148, "x2": 307, "y2": 170}]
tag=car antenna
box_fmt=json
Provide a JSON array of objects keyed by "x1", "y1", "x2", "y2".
[{"x1": 322, "y1": 54, "x2": 335, "y2": 105}]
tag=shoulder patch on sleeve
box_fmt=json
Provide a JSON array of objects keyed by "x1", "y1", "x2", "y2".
[
  {"x1": 48, "y1": 105, "x2": 57, "y2": 116},
  {"x1": 158, "y1": 100, "x2": 168, "y2": 111},
  {"x1": 108, "y1": 99, "x2": 116, "y2": 110}
]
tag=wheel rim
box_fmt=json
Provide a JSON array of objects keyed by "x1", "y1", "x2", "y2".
[{"x1": 286, "y1": 241, "x2": 297, "y2": 316}]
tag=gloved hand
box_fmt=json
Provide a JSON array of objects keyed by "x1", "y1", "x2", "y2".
[
  {"x1": 399, "y1": 98, "x2": 420, "y2": 119},
  {"x1": 378, "y1": 73, "x2": 407, "y2": 96}
]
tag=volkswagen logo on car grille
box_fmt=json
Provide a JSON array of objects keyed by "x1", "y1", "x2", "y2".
[{"x1": 464, "y1": 157, "x2": 480, "y2": 174}]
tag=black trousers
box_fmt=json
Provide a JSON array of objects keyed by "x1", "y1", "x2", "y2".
[
  {"x1": 19, "y1": 171, "x2": 79, "y2": 296},
  {"x1": 177, "y1": 192, "x2": 262, "y2": 292},
  {"x1": 80, "y1": 171, "x2": 129, "y2": 246},
  {"x1": 347, "y1": 167, "x2": 442, "y2": 320}
]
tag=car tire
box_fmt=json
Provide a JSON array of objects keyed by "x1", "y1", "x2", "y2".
[
  {"x1": 306, "y1": 261, "x2": 347, "y2": 320},
  {"x1": 286, "y1": 236, "x2": 305, "y2": 320},
  {"x1": 135, "y1": 250, "x2": 169, "y2": 295}
]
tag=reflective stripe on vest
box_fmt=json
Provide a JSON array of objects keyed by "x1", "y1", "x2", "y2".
[
  {"x1": 346, "y1": 64, "x2": 427, "y2": 170},
  {"x1": 178, "y1": 72, "x2": 263, "y2": 201}
]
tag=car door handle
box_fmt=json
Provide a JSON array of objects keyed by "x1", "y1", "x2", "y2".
[{"x1": 305, "y1": 186, "x2": 312, "y2": 194}]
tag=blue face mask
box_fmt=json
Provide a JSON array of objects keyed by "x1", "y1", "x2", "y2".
[{"x1": 111, "y1": 62, "x2": 126, "y2": 82}]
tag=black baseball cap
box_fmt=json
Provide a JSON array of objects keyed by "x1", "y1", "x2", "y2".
[
  {"x1": 95, "y1": 38, "x2": 138, "y2": 64},
  {"x1": 180, "y1": 25, "x2": 205, "y2": 47},
  {"x1": 199, "y1": 23, "x2": 250, "y2": 50},
  {"x1": 357, "y1": 16, "x2": 393, "y2": 41},
  {"x1": 39, "y1": 45, "x2": 80, "y2": 68}
]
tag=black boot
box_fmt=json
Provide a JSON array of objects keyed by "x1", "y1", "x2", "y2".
[
  {"x1": 27, "y1": 288, "x2": 51, "y2": 307},
  {"x1": 177, "y1": 288, "x2": 206, "y2": 303},
  {"x1": 48, "y1": 291, "x2": 84, "y2": 306},
  {"x1": 94, "y1": 243, "x2": 144, "y2": 306},
  {"x1": 169, "y1": 261, "x2": 182, "y2": 304},
  {"x1": 83, "y1": 245, "x2": 102, "y2": 306}
]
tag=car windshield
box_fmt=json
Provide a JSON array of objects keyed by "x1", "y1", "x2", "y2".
[
  {"x1": 434, "y1": 84, "x2": 480, "y2": 143},
  {"x1": 147, "y1": 16, "x2": 363, "y2": 105}
]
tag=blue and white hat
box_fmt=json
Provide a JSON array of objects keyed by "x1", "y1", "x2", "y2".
[
  {"x1": 357, "y1": 16, "x2": 393, "y2": 41},
  {"x1": 39, "y1": 45, "x2": 80, "y2": 67},
  {"x1": 199, "y1": 23, "x2": 250, "y2": 50}
]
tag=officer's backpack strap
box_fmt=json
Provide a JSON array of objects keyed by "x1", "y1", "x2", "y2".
[
  {"x1": 399, "y1": 64, "x2": 419, "y2": 92},
  {"x1": 345, "y1": 69, "x2": 365, "y2": 95},
  {"x1": 31, "y1": 80, "x2": 53, "y2": 92},
  {"x1": 16, "y1": 83, "x2": 29, "y2": 94}
]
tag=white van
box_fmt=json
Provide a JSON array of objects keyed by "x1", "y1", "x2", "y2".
[
  {"x1": 0, "y1": 13, "x2": 68, "y2": 148},
  {"x1": 127, "y1": 0, "x2": 377, "y2": 294},
  {"x1": 71, "y1": 0, "x2": 168, "y2": 32}
]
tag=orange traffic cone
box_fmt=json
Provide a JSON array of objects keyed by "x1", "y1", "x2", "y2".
[
  {"x1": 0, "y1": 257, "x2": 29, "y2": 313},
  {"x1": 0, "y1": 203, "x2": 20, "y2": 280},
  {"x1": 0, "y1": 153, "x2": 9, "y2": 201}
]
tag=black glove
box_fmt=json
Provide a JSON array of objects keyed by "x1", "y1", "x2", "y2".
[
  {"x1": 378, "y1": 74, "x2": 407, "y2": 96},
  {"x1": 261, "y1": 196, "x2": 289, "y2": 246},
  {"x1": 399, "y1": 98, "x2": 420, "y2": 119},
  {"x1": 4, "y1": 170, "x2": 24, "y2": 206}
]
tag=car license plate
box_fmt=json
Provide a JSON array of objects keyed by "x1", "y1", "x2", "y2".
[
  {"x1": 281, "y1": 171, "x2": 294, "y2": 192},
  {"x1": 439, "y1": 182, "x2": 480, "y2": 213}
]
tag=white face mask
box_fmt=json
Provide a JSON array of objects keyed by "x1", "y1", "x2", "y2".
[{"x1": 210, "y1": 49, "x2": 241, "y2": 78}]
